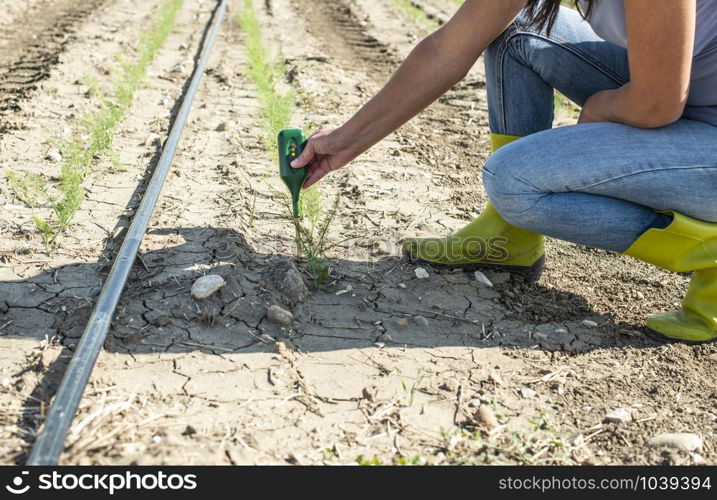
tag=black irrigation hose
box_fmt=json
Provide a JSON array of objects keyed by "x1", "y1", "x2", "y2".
[{"x1": 27, "y1": 0, "x2": 229, "y2": 466}]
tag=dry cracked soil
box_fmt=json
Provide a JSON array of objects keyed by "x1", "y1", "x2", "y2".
[{"x1": 0, "y1": 0, "x2": 716, "y2": 465}]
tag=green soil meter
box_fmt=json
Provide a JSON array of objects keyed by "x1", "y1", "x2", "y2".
[{"x1": 278, "y1": 129, "x2": 308, "y2": 218}]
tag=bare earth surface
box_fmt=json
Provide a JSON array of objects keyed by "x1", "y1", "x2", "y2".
[{"x1": 1, "y1": 0, "x2": 716, "y2": 465}]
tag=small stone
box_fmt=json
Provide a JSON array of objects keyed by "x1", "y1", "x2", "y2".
[
  {"x1": 0, "y1": 301, "x2": 8, "y2": 314},
  {"x1": 373, "y1": 342, "x2": 385, "y2": 349},
  {"x1": 1, "y1": 378, "x2": 10, "y2": 387},
  {"x1": 693, "y1": 453, "x2": 706, "y2": 465},
  {"x1": 635, "y1": 290, "x2": 645, "y2": 300},
  {"x1": 489, "y1": 370, "x2": 504, "y2": 386},
  {"x1": 45, "y1": 149, "x2": 62, "y2": 163},
  {"x1": 474, "y1": 271, "x2": 494, "y2": 288},
  {"x1": 280, "y1": 268, "x2": 309, "y2": 304},
  {"x1": 520, "y1": 387, "x2": 537, "y2": 399},
  {"x1": 396, "y1": 318, "x2": 409, "y2": 328},
  {"x1": 259, "y1": 333, "x2": 276, "y2": 344},
  {"x1": 604, "y1": 408, "x2": 632, "y2": 424},
  {"x1": 647, "y1": 433, "x2": 703, "y2": 452},
  {"x1": 533, "y1": 332, "x2": 548, "y2": 341},
  {"x1": 171, "y1": 64, "x2": 187, "y2": 74},
  {"x1": 335, "y1": 285, "x2": 353, "y2": 296},
  {"x1": 555, "y1": 328, "x2": 568, "y2": 335},
  {"x1": 161, "y1": 96, "x2": 170, "y2": 106},
  {"x1": 476, "y1": 405, "x2": 499, "y2": 429},
  {"x1": 267, "y1": 305, "x2": 293, "y2": 327},
  {"x1": 581, "y1": 320, "x2": 598, "y2": 328},
  {"x1": 414, "y1": 315, "x2": 429, "y2": 327},
  {"x1": 398, "y1": 283, "x2": 407, "y2": 289},
  {"x1": 700, "y1": 411, "x2": 717, "y2": 422},
  {"x1": 144, "y1": 133, "x2": 160, "y2": 147},
  {"x1": 215, "y1": 121, "x2": 235, "y2": 132},
  {"x1": 145, "y1": 309, "x2": 171, "y2": 327},
  {"x1": 182, "y1": 425, "x2": 197, "y2": 436},
  {"x1": 191, "y1": 275, "x2": 225, "y2": 299},
  {"x1": 415, "y1": 267, "x2": 429, "y2": 279}
]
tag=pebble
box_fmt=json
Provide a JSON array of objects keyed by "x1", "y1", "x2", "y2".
[
  {"x1": 414, "y1": 315, "x2": 429, "y2": 327},
  {"x1": 0, "y1": 301, "x2": 8, "y2": 314},
  {"x1": 520, "y1": 387, "x2": 537, "y2": 399},
  {"x1": 146, "y1": 310, "x2": 171, "y2": 327},
  {"x1": 474, "y1": 271, "x2": 494, "y2": 288},
  {"x1": 489, "y1": 370, "x2": 505, "y2": 386},
  {"x1": 700, "y1": 411, "x2": 717, "y2": 422},
  {"x1": 191, "y1": 275, "x2": 225, "y2": 299},
  {"x1": 396, "y1": 318, "x2": 409, "y2": 328},
  {"x1": 45, "y1": 149, "x2": 62, "y2": 163},
  {"x1": 144, "y1": 133, "x2": 160, "y2": 147},
  {"x1": 373, "y1": 342, "x2": 386, "y2": 349},
  {"x1": 476, "y1": 405, "x2": 499, "y2": 429},
  {"x1": 171, "y1": 64, "x2": 187, "y2": 74},
  {"x1": 398, "y1": 283, "x2": 407, "y2": 289},
  {"x1": 604, "y1": 408, "x2": 632, "y2": 424},
  {"x1": 215, "y1": 121, "x2": 236, "y2": 132},
  {"x1": 267, "y1": 305, "x2": 293, "y2": 327},
  {"x1": 415, "y1": 267, "x2": 429, "y2": 279},
  {"x1": 335, "y1": 285, "x2": 353, "y2": 296},
  {"x1": 555, "y1": 328, "x2": 568, "y2": 335},
  {"x1": 533, "y1": 332, "x2": 548, "y2": 341},
  {"x1": 280, "y1": 268, "x2": 309, "y2": 304},
  {"x1": 581, "y1": 320, "x2": 598, "y2": 328},
  {"x1": 647, "y1": 433, "x2": 703, "y2": 452},
  {"x1": 259, "y1": 333, "x2": 276, "y2": 344}
]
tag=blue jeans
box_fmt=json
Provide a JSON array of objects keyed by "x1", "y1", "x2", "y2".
[{"x1": 482, "y1": 7, "x2": 717, "y2": 253}]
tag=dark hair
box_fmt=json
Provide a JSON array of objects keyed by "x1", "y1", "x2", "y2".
[{"x1": 525, "y1": 0, "x2": 594, "y2": 33}]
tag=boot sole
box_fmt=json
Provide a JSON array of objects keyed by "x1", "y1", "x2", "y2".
[
  {"x1": 403, "y1": 249, "x2": 545, "y2": 282},
  {"x1": 645, "y1": 327, "x2": 717, "y2": 345}
]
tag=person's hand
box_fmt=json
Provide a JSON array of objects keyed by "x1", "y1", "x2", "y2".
[
  {"x1": 290, "y1": 129, "x2": 358, "y2": 189},
  {"x1": 578, "y1": 90, "x2": 614, "y2": 124}
]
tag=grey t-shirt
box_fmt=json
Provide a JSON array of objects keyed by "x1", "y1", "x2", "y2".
[{"x1": 577, "y1": 0, "x2": 717, "y2": 125}]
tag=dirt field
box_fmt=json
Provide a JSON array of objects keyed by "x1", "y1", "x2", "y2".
[{"x1": 1, "y1": 0, "x2": 716, "y2": 465}]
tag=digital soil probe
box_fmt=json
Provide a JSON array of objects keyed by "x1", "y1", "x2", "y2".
[
  {"x1": 278, "y1": 128, "x2": 308, "y2": 218},
  {"x1": 278, "y1": 128, "x2": 307, "y2": 256}
]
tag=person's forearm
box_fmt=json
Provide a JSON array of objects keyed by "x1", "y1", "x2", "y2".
[
  {"x1": 334, "y1": 34, "x2": 475, "y2": 157},
  {"x1": 585, "y1": 83, "x2": 686, "y2": 129}
]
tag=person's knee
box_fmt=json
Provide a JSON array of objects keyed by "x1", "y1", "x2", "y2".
[{"x1": 483, "y1": 147, "x2": 543, "y2": 225}]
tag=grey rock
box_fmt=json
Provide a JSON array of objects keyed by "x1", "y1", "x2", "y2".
[
  {"x1": 191, "y1": 275, "x2": 225, "y2": 299},
  {"x1": 604, "y1": 408, "x2": 632, "y2": 424},
  {"x1": 45, "y1": 149, "x2": 62, "y2": 163},
  {"x1": 267, "y1": 305, "x2": 293, "y2": 327},
  {"x1": 280, "y1": 268, "x2": 309, "y2": 304},
  {"x1": 146, "y1": 310, "x2": 172, "y2": 327},
  {"x1": 647, "y1": 433, "x2": 703, "y2": 452}
]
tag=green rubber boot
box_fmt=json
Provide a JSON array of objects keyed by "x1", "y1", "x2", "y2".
[
  {"x1": 402, "y1": 134, "x2": 545, "y2": 280},
  {"x1": 624, "y1": 211, "x2": 717, "y2": 343}
]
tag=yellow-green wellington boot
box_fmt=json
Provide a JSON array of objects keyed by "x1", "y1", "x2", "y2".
[
  {"x1": 624, "y1": 211, "x2": 717, "y2": 343},
  {"x1": 402, "y1": 134, "x2": 545, "y2": 280}
]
